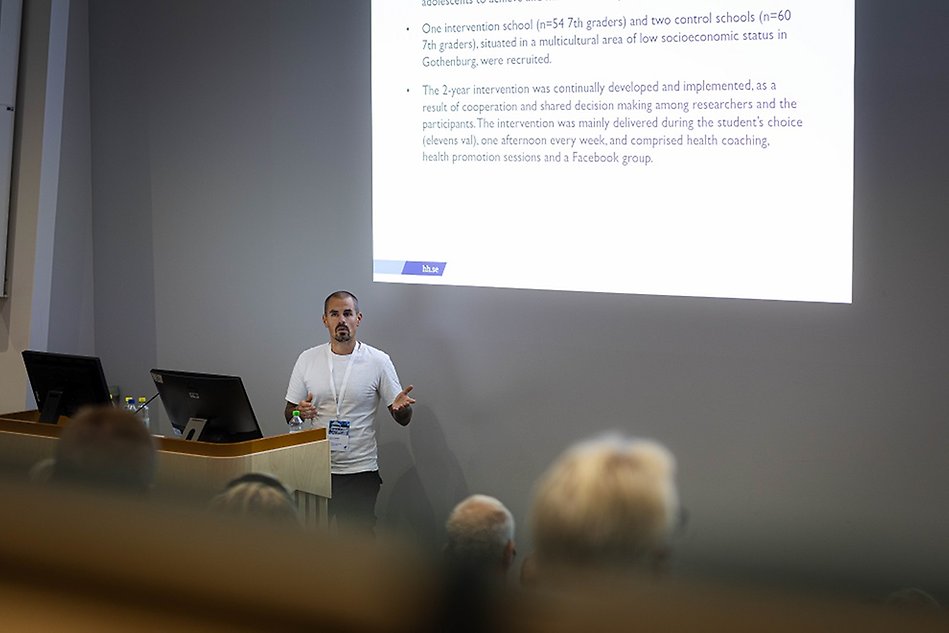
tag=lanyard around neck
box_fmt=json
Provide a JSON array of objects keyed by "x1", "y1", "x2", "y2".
[{"x1": 326, "y1": 341, "x2": 360, "y2": 419}]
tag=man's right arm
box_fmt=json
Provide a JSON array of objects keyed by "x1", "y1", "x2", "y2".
[
  {"x1": 284, "y1": 392, "x2": 316, "y2": 422},
  {"x1": 285, "y1": 353, "x2": 317, "y2": 422}
]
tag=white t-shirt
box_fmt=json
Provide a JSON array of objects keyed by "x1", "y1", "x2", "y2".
[{"x1": 285, "y1": 341, "x2": 403, "y2": 474}]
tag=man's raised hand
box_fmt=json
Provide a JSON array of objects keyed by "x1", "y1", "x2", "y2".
[{"x1": 391, "y1": 385, "x2": 416, "y2": 411}]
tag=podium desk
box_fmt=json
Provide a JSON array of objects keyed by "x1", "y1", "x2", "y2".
[{"x1": 0, "y1": 410, "x2": 330, "y2": 525}]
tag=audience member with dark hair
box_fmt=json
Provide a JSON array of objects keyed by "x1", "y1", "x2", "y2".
[
  {"x1": 50, "y1": 406, "x2": 156, "y2": 494},
  {"x1": 209, "y1": 473, "x2": 301, "y2": 526},
  {"x1": 529, "y1": 434, "x2": 679, "y2": 578},
  {"x1": 444, "y1": 494, "x2": 516, "y2": 577}
]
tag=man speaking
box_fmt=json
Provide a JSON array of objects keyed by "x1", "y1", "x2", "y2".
[{"x1": 285, "y1": 290, "x2": 415, "y2": 532}]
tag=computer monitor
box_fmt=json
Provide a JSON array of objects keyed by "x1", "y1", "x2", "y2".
[
  {"x1": 149, "y1": 369, "x2": 263, "y2": 443},
  {"x1": 22, "y1": 350, "x2": 112, "y2": 423}
]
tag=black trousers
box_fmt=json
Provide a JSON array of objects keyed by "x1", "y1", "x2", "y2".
[{"x1": 330, "y1": 470, "x2": 382, "y2": 534}]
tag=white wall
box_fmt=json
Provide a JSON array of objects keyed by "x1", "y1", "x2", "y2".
[
  {"x1": 87, "y1": 0, "x2": 156, "y2": 402},
  {"x1": 1, "y1": 0, "x2": 95, "y2": 414},
  {"x1": 1, "y1": 0, "x2": 94, "y2": 411},
  {"x1": 46, "y1": 0, "x2": 93, "y2": 355},
  {"x1": 0, "y1": 0, "x2": 48, "y2": 413},
  {"x1": 85, "y1": 0, "x2": 949, "y2": 595},
  {"x1": 0, "y1": 0, "x2": 23, "y2": 297}
]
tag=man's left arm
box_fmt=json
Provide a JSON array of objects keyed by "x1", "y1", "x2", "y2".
[
  {"x1": 380, "y1": 351, "x2": 415, "y2": 426},
  {"x1": 388, "y1": 385, "x2": 415, "y2": 426}
]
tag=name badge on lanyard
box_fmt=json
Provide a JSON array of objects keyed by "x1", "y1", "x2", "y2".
[
  {"x1": 327, "y1": 343, "x2": 359, "y2": 453},
  {"x1": 328, "y1": 420, "x2": 350, "y2": 451}
]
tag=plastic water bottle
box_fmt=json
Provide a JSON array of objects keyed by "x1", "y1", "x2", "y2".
[
  {"x1": 124, "y1": 396, "x2": 136, "y2": 413},
  {"x1": 137, "y1": 396, "x2": 151, "y2": 432},
  {"x1": 288, "y1": 409, "x2": 304, "y2": 433}
]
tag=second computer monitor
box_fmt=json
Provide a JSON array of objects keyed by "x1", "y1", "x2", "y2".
[{"x1": 150, "y1": 369, "x2": 263, "y2": 443}]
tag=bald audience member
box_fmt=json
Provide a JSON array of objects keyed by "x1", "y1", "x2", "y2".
[
  {"x1": 530, "y1": 435, "x2": 679, "y2": 576},
  {"x1": 51, "y1": 406, "x2": 156, "y2": 494},
  {"x1": 445, "y1": 494, "x2": 516, "y2": 576}
]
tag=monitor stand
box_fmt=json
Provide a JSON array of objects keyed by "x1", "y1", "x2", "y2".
[
  {"x1": 38, "y1": 390, "x2": 64, "y2": 423},
  {"x1": 182, "y1": 417, "x2": 208, "y2": 441}
]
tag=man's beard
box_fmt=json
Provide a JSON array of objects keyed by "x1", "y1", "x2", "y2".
[{"x1": 334, "y1": 328, "x2": 351, "y2": 342}]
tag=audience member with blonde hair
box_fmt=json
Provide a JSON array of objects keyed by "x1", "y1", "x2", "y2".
[
  {"x1": 529, "y1": 435, "x2": 679, "y2": 575},
  {"x1": 51, "y1": 406, "x2": 156, "y2": 494},
  {"x1": 209, "y1": 473, "x2": 301, "y2": 526},
  {"x1": 445, "y1": 494, "x2": 516, "y2": 576}
]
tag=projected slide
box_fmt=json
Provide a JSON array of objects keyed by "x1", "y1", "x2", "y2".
[{"x1": 372, "y1": 0, "x2": 853, "y2": 303}]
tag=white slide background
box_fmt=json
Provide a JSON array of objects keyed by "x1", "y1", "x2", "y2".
[{"x1": 372, "y1": 0, "x2": 853, "y2": 303}]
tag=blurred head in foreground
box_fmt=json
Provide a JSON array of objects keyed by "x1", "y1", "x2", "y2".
[
  {"x1": 445, "y1": 494, "x2": 516, "y2": 576},
  {"x1": 884, "y1": 587, "x2": 941, "y2": 613},
  {"x1": 209, "y1": 473, "x2": 301, "y2": 526},
  {"x1": 52, "y1": 406, "x2": 156, "y2": 494},
  {"x1": 530, "y1": 435, "x2": 678, "y2": 575}
]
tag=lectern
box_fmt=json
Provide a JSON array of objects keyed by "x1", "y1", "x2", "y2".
[{"x1": 0, "y1": 410, "x2": 330, "y2": 525}]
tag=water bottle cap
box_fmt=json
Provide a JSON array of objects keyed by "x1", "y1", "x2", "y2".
[
  {"x1": 125, "y1": 397, "x2": 134, "y2": 403},
  {"x1": 292, "y1": 410, "x2": 301, "y2": 416},
  {"x1": 138, "y1": 397, "x2": 147, "y2": 403}
]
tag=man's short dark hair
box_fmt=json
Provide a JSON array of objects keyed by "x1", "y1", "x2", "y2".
[{"x1": 323, "y1": 290, "x2": 359, "y2": 316}]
